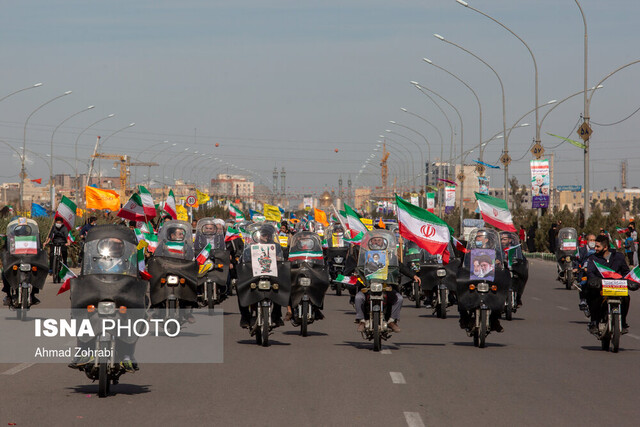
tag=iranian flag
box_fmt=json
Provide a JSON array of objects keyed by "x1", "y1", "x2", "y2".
[
  {"x1": 225, "y1": 226, "x2": 241, "y2": 242},
  {"x1": 14, "y1": 235, "x2": 38, "y2": 255},
  {"x1": 426, "y1": 192, "x2": 435, "y2": 213},
  {"x1": 163, "y1": 189, "x2": 177, "y2": 220},
  {"x1": 196, "y1": 243, "x2": 212, "y2": 265},
  {"x1": 117, "y1": 193, "x2": 146, "y2": 222},
  {"x1": 452, "y1": 236, "x2": 469, "y2": 254},
  {"x1": 166, "y1": 241, "x2": 185, "y2": 254},
  {"x1": 625, "y1": 265, "x2": 640, "y2": 283},
  {"x1": 594, "y1": 261, "x2": 623, "y2": 279},
  {"x1": 138, "y1": 186, "x2": 157, "y2": 220},
  {"x1": 616, "y1": 226, "x2": 629, "y2": 234},
  {"x1": 56, "y1": 263, "x2": 77, "y2": 295},
  {"x1": 343, "y1": 203, "x2": 368, "y2": 243},
  {"x1": 55, "y1": 196, "x2": 77, "y2": 230},
  {"x1": 137, "y1": 249, "x2": 152, "y2": 280},
  {"x1": 504, "y1": 244, "x2": 521, "y2": 268},
  {"x1": 396, "y1": 194, "x2": 451, "y2": 263},
  {"x1": 475, "y1": 192, "x2": 516, "y2": 232},
  {"x1": 229, "y1": 203, "x2": 245, "y2": 221},
  {"x1": 144, "y1": 232, "x2": 158, "y2": 253},
  {"x1": 288, "y1": 250, "x2": 324, "y2": 262},
  {"x1": 67, "y1": 233, "x2": 76, "y2": 244},
  {"x1": 335, "y1": 274, "x2": 358, "y2": 286}
]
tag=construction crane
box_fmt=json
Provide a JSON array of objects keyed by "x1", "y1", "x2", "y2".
[
  {"x1": 380, "y1": 143, "x2": 389, "y2": 194},
  {"x1": 90, "y1": 153, "x2": 158, "y2": 198}
]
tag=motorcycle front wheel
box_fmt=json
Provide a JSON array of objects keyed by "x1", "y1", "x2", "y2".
[
  {"x1": 612, "y1": 312, "x2": 620, "y2": 353},
  {"x1": 261, "y1": 305, "x2": 270, "y2": 347},
  {"x1": 372, "y1": 312, "x2": 381, "y2": 352},
  {"x1": 438, "y1": 288, "x2": 447, "y2": 319},
  {"x1": 478, "y1": 309, "x2": 487, "y2": 349}
]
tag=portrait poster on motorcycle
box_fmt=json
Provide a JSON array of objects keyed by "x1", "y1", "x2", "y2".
[
  {"x1": 469, "y1": 249, "x2": 495, "y2": 281},
  {"x1": 530, "y1": 159, "x2": 550, "y2": 209},
  {"x1": 251, "y1": 243, "x2": 278, "y2": 277},
  {"x1": 365, "y1": 250, "x2": 388, "y2": 280}
]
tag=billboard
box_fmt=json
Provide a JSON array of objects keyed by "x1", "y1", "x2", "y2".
[
  {"x1": 530, "y1": 159, "x2": 550, "y2": 209},
  {"x1": 445, "y1": 186, "x2": 456, "y2": 214}
]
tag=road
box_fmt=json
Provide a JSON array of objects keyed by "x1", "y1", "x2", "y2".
[{"x1": 1, "y1": 258, "x2": 639, "y2": 426}]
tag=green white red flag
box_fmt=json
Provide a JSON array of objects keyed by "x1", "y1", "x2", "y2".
[
  {"x1": 625, "y1": 265, "x2": 640, "y2": 283},
  {"x1": 196, "y1": 243, "x2": 212, "y2": 265},
  {"x1": 137, "y1": 248, "x2": 152, "y2": 280},
  {"x1": 594, "y1": 261, "x2": 623, "y2": 279},
  {"x1": 163, "y1": 189, "x2": 177, "y2": 220},
  {"x1": 56, "y1": 263, "x2": 77, "y2": 295},
  {"x1": 225, "y1": 226, "x2": 241, "y2": 242},
  {"x1": 166, "y1": 241, "x2": 185, "y2": 254},
  {"x1": 335, "y1": 274, "x2": 358, "y2": 285},
  {"x1": 55, "y1": 196, "x2": 77, "y2": 231},
  {"x1": 67, "y1": 233, "x2": 76, "y2": 244},
  {"x1": 14, "y1": 235, "x2": 38, "y2": 255},
  {"x1": 452, "y1": 236, "x2": 469, "y2": 254},
  {"x1": 395, "y1": 194, "x2": 451, "y2": 263},
  {"x1": 229, "y1": 203, "x2": 245, "y2": 221},
  {"x1": 504, "y1": 244, "x2": 521, "y2": 268},
  {"x1": 138, "y1": 185, "x2": 157, "y2": 220},
  {"x1": 117, "y1": 193, "x2": 146, "y2": 222},
  {"x1": 343, "y1": 203, "x2": 368, "y2": 243},
  {"x1": 474, "y1": 192, "x2": 516, "y2": 232},
  {"x1": 288, "y1": 250, "x2": 324, "y2": 262}
]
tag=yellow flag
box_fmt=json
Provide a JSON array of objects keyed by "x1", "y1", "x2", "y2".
[
  {"x1": 196, "y1": 189, "x2": 210, "y2": 205},
  {"x1": 314, "y1": 208, "x2": 329, "y2": 227},
  {"x1": 176, "y1": 204, "x2": 189, "y2": 221},
  {"x1": 85, "y1": 186, "x2": 121, "y2": 211},
  {"x1": 263, "y1": 204, "x2": 281, "y2": 222}
]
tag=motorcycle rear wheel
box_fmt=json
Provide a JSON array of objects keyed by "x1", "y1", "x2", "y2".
[
  {"x1": 261, "y1": 305, "x2": 270, "y2": 347},
  {"x1": 206, "y1": 281, "x2": 215, "y2": 311},
  {"x1": 98, "y1": 360, "x2": 109, "y2": 398},
  {"x1": 505, "y1": 292, "x2": 514, "y2": 321},
  {"x1": 335, "y1": 283, "x2": 342, "y2": 296},
  {"x1": 478, "y1": 309, "x2": 487, "y2": 349},
  {"x1": 300, "y1": 301, "x2": 308, "y2": 337},
  {"x1": 438, "y1": 289, "x2": 447, "y2": 319},
  {"x1": 612, "y1": 312, "x2": 620, "y2": 353},
  {"x1": 18, "y1": 290, "x2": 29, "y2": 321},
  {"x1": 414, "y1": 282, "x2": 421, "y2": 308}
]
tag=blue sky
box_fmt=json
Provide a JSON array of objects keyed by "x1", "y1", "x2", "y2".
[{"x1": 0, "y1": 0, "x2": 638, "y2": 196}]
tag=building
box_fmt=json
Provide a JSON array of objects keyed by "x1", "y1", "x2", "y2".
[
  {"x1": 556, "y1": 188, "x2": 640, "y2": 212},
  {"x1": 210, "y1": 174, "x2": 254, "y2": 201}
]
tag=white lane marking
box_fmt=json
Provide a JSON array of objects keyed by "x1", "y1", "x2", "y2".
[
  {"x1": 404, "y1": 412, "x2": 425, "y2": 427},
  {"x1": 531, "y1": 297, "x2": 542, "y2": 301},
  {"x1": 628, "y1": 333, "x2": 640, "y2": 340},
  {"x1": 556, "y1": 306, "x2": 569, "y2": 311},
  {"x1": 390, "y1": 372, "x2": 406, "y2": 384},
  {"x1": 2, "y1": 363, "x2": 35, "y2": 375}
]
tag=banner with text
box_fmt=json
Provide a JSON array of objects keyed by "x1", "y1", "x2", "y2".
[
  {"x1": 445, "y1": 186, "x2": 456, "y2": 214},
  {"x1": 530, "y1": 159, "x2": 550, "y2": 209}
]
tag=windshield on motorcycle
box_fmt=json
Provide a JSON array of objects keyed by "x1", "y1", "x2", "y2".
[
  {"x1": 83, "y1": 237, "x2": 138, "y2": 276},
  {"x1": 6, "y1": 217, "x2": 41, "y2": 255},
  {"x1": 155, "y1": 220, "x2": 194, "y2": 260},
  {"x1": 357, "y1": 230, "x2": 399, "y2": 283},
  {"x1": 499, "y1": 231, "x2": 525, "y2": 261},
  {"x1": 465, "y1": 228, "x2": 503, "y2": 281},
  {"x1": 241, "y1": 223, "x2": 284, "y2": 263},
  {"x1": 288, "y1": 231, "x2": 324, "y2": 265},
  {"x1": 325, "y1": 224, "x2": 348, "y2": 248},
  {"x1": 557, "y1": 227, "x2": 578, "y2": 254},
  {"x1": 403, "y1": 239, "x2": 452, "y2": 265},
  {"x1": 194, "y1": 218, "x2": 226, "y2": 252}
]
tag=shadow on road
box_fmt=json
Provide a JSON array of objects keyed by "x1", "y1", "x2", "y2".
[
  {"x1": 282, "y1": 330, "x2": 328, "y2": 337},
  {"x1": 66, "y1": 383, "x2": 151, "y2": 396},
  {"x1": 336, "y1": 340, "x2": 444, "y2": 350},
  {"x1": 451, "y1": 341, "x2": 506, "y2": 348},
  {"x1": 580, "y1": 345, "x2": 639, "y2": 352},
  {"x1": 568, "y1": 320, "x2": 589, "y2": 325},
  {"x1": 236, "y1": 339, "x2": 291, "y2": 346}
]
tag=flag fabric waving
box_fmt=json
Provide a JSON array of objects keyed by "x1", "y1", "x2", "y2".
[
  {"x1": 288, "y1": 249, "x2": 324, "y2": 262},
  {"x1": 30, "y1": 178, "x2": 42, "y2": 184},
  {"x1": 229, "y1": 203, "x2": 245, "y2": 221},
  {"x1": 30, "y1": 203, "x2": 48, "y2": 217},
  {"x1": 117, "y1": 193, "x2": 146, "y2": 222},
  {"x1": 163, "y1": 189, "x2": 177, "y2": 219},
  {"x1": 85, "y1": 186, "x2": 121, "y2": 211},
  {"x1": 196, "y1": 243, "x2": 212, "y2": 265},
  {"x1": 504, "y1": 244, "x2": 521, "y2": 268},
  {"x1": 264, "y1": 204, "x2": 282, "y2": 222},
  {"x1": 314, "y1": 208, "x2": 329, "y2": 227},
  {"x1": 56, "y1": 263, "x2": 77, "y2": 295},
  {"x1": 343, "y1": 203, "x2": 368, "y2": 241},
  {"x1": 196, "y1": 189, "x2": 210, "y2": 205},
  {"x1": 594, "y1": 261, "x2": 623, "y2": 279},
  {"x1": 452, "y1": 236, "x2": 469, "y2": 254},
  {"x1": 14, "y1": 236, "x2": 38, "y2": 255},
  {"x1": 474, "y1": 192, "x2": 516, "y2": 232},
  {"x1": 335, "y1": 274, "x2": 358, "y2": 286},
  {"x1": 225, "y1": 226, "x2": 241, "y2": 242},
  {"x1": 395, "y1": 194, "x2": 451, "y2": 263},
  {"x1": 55, "y1": 196, "x2": 77, "y2": 231},
  {"x1": 138, "y1": 185, "x2": 157, "y2": 220},
  {"x1": 625, "y1": 265, "x2": 640, "y2": 283}
]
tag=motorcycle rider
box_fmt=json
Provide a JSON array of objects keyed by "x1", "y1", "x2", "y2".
[
  {"x1": 44, "y1": 217, "x2": 70, "y2": 275},
  {"x1": 575, "y1": 234, "x2": 596, "y2": 311},
  {"x1": 354, "y1": 236, "x2": 421, "y2": 333},
  {"x1": 79, "y1": 216, "x2": 97, "y2": 240},
  {"x1": 584, "y1": 234, "x2": 630, "y2": 334}
]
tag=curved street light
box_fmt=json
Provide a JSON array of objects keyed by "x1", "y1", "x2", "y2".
[{"x1": 389, "y1": 121, "x2": 430, "y2": 199}]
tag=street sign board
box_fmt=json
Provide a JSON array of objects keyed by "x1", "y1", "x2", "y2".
[
  {"x1": 500, "y1": 153, "x2": 511, "y2": 166},
  {"x1": 531, "y1": 143, "x2": 545, "y2": 159},
  {"x1": 475, "y1": 164, "x2": 486, "y2": 175},
  {"x1": 456, "y1": 172, "x2": 465, "y2": 182},
  {"x1": 185, "y1": 195, "x2": 197, "y2": 207},
  {"x1": 578, "y1": 122, "x2": 592, "y2": 142}
]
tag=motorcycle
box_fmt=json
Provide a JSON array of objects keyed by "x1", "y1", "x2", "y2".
[
  {"x1": 288, "y1": 231, "x2": 330, "y2": 336},
  {"x1": 325, "y1": 224, "x2": 350, "y2": 296},
  {"x1": 499, "y1": 231, "x2": 529, "y2": 321},
  {"x1": 1, "y1": 217, "x2": 48, "y2": 320},
  {"x1": 194, "y1": 218, "x2": 230, "y2": 313},
  {"x1": 356, "y1": 230, "x2": 399, "y2": 351},
  {"x1": 585, "y1": 277, "x2": 638, "y2": 352},
  {"x1": 51, "y1": 243, "x2": 65, "y2": 283},
  {"x1": 403, "y1": 240, "x2": 460, "y2": 316},
  {"x1": 69, "y1": 225, "x2": 148, "y2": 397},
  {"x1": 556, "y1": 227, "x2": 578, "y2": 290},
  {"x1": 236, "y1": 223, "x2": 291, "y2": 347},
  {"x1": 457, "y1": 228, "x2": 509, "y2": 348},
  {"x1": 147, "y1": 220, "x2": 198, "y2": 330}
]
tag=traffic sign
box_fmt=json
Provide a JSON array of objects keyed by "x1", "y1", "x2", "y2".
[
  {"x1": 457, "y1": 172, "x2": 466, "y2": 182},
  {"x1": 185, "y1": 195, "x2": 197, "y2": 207},
  {"x1": 475, "y1": 164, "x2": 486, "y2": 175},
  {"x1": 499, "y1": 153, "x2": 511, "y2": 166},
  {"x1": 531, "y1": 143, "x2": 545, "y2": 159},
  {"x1": 577, "y1": 122, "x2": 592, "y2": 142}
]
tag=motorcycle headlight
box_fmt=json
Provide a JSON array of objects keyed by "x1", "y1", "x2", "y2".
[
  {"x1": 258, "y1": 280, "x2": 271, "y2": 290},
  {"x1": 566, "y1": 256, "x2": 571, "y2": 262},
  {"x1": 299, "y1": 277, "x2": 311, "y2": 287},
  {"x1": 334, "y1": 256, "x2": 344, "y2": 264},
  {"x1": 370, "y1": 282, "x2": 383, "y2": 292},
  {"x1": 437, "y1": 269, "x2": 447, "y2": 277},
  {"x1": 167, "y1": 275, "x2": 179, "y2": 285},
  {"x1": 477, "y1": 282, "x2": 489, "y2": 293},
  {"x1": 97, "y1": 301, "x2": 116, "y2": 315},
  {"x1": 19, "y1": 263, "x2": 31, "y2": 272}
]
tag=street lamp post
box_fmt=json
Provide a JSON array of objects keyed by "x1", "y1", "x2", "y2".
[
  {"x1": 0, "y1": 83, "x2": 43, "y2": 103},
  {"x1": 389, "y1": 121, "x2": 430, "y2": 203},
  {"x1": 49, "y1": 105, "x2": 95, "y2": 209},
  {"x1": 21, "y1": 90, "x2": 73, "y2": 211},
  {"x1": 574, "y1": 0, "x2": 590, "y2": 221},
  {"x1": 385, "y1": 129, "x2": 423, "y2": 192}
]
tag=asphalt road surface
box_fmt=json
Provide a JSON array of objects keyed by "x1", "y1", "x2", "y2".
[{"x1": 1, "y1": 258, "x2": 639, "y2": 426}]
